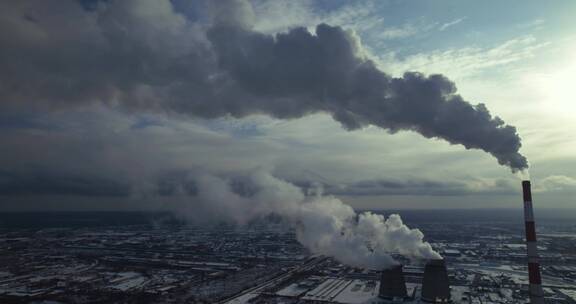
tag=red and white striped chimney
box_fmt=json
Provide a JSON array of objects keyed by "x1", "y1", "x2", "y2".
[{"x1": 522, "y1": 180, "x2": 544, "y2": 304}]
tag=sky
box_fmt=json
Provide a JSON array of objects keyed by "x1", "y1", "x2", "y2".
[{"x1": 0, "y1": 0, "x2": 575, "y2": 212}]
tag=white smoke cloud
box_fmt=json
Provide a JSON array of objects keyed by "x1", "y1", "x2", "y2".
[{"x1": 174, "y1": 170, "x2": 440, "y2": 269}]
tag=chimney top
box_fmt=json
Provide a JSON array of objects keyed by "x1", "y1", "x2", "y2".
[
  {"x1": 421, "y1": 259, "x2": 451, "y2": 303},
  {"x1": 379, "y1": 264, "x2": 408, "y2": 300},
  {"x1": 522, "y1": 180, "x2": 532, "y2": 202}
]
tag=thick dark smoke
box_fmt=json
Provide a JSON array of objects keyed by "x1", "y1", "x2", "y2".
[
  {"x1": 0, "y1": 0, "x2": 527, "y2": 171},
  {"x1": 206, "y1": 23, "x2": 527, "y2": 171}
]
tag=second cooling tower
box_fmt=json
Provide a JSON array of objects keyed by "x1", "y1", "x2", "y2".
[
  {"x1": 421, "y1": 259, "x2": 451, "y2": 303},
  {"x1": 379, "y1": 264, "x2": 408, "y2": 299}
]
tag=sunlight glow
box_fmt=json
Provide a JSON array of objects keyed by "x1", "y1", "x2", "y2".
[{"x1": 533, "y1": 54, "x2": 576, "y2": 116}]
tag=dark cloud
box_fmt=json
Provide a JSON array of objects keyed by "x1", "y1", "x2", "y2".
[
  {"x1": 130, "y1": 116, "x2": 166, "y2": 130},
  {"x1": 2, "y1": 163, "x2": 513, "y2": 199},
  {"x1": 152, "y1": 171, "x2": 518, "y2": 198},
  {"x1": 0, "y1": 171, "x2": 130, "y2": 197},
  {"x1": 329, "y1": 179, "x2": 516, "y2": 196},
  {"x1": 292, "y1": 177, "x2": 517, "y2": 196},
  {"x1": 0, "y1": 112, "x2": 60, "y2": 130},
  {"x1": 148, "y1": 173, "x2": 517, "y2": 198}
]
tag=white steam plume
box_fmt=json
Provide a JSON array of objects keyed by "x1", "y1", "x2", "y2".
[{"x1": 175, "y1": 170, "x2": 440, "y2": 269}]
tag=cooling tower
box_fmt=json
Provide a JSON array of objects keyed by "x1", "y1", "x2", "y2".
[
  {"x1": 522, "y1": 181, "x2": 544, "y2": 304},
  {"x1": 421, "y1": 259, "x2": 451, "y2": 303},
  {"x1": 379, "y1": 264, "x2": 408, "y2": 299}
]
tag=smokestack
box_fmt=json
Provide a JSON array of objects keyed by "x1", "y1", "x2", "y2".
[
  {"x1": 379, "y1": 264, "x2": 408, "y2": 300},
  {"x1": 421, "y1": 259, "x2": 451, "y2": 303},
  {"x1": 522, "y1": 181, "x2": 544, "y2": 304}
]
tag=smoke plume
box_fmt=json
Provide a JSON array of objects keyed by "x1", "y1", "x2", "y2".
[
  {"x1": 176, "y1": 170, "x2": 440, "y2": 269},
  {"x1": 204, "y1": 5, "x2": 528, "y2": 171},
  {"x1": 0, "y1": 0, "x2": 527, "y2": 171}
]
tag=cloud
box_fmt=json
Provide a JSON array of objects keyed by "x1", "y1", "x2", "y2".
[
  {"x1": 439, "y1": 17, "x2": 466, "y2": 31},
  {"x1": 295, "y1": 177, "x2": 517, "y2": 196},
  {"x1": 0, "y1": 171, "x2": 130, "y2": 197},
  {"x1": 535, "y1": 175, "x2": 576, "y2": 192},
  {"x1": 0, "y1": 106, "x2": 520, "y2": 200},
  {"x1": 250, "y1": 0, "x2": 317, "y2": 33},
  {"x1": 516, "y1": 18, "x2": 546, "y2": 30},
  {"x1": 377, "y1": 36, "x2": 548, "y2": 80},
  {"x1": 318, "y1": 1, "x2": 382, "y2": 32},
  {"x1": 0, "y1": 106, "x2": 570, "y2": 210},
  {"x1": 377, "y1": 24, "x2": 419, "y2": 40}
]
